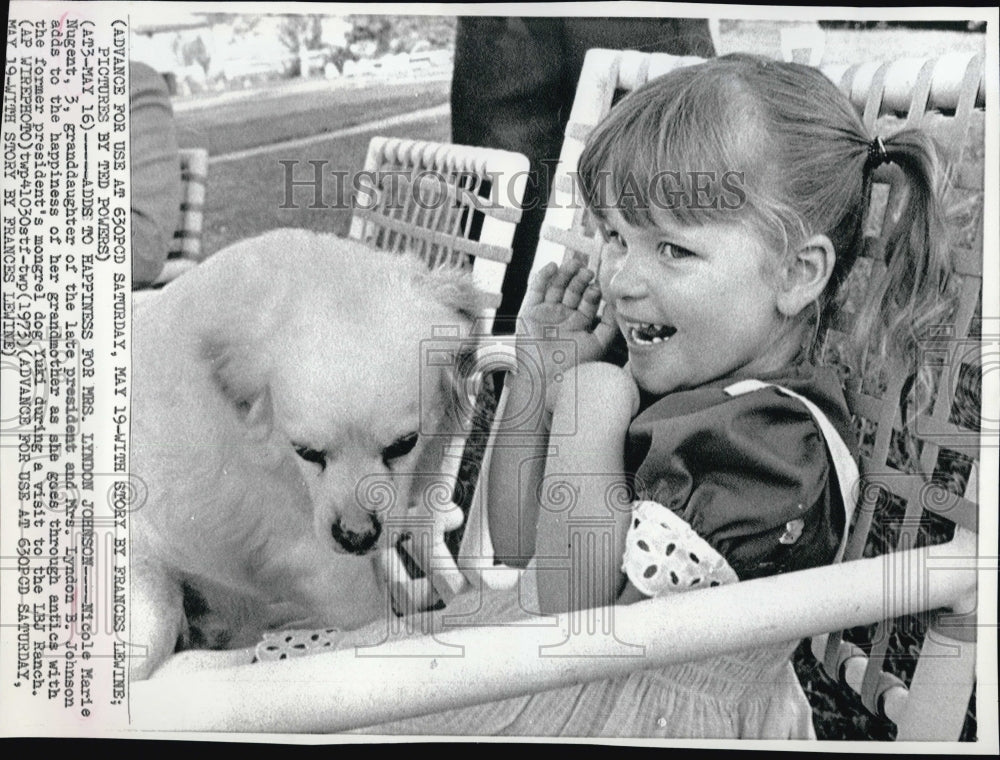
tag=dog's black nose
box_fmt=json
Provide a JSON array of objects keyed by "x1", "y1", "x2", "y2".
[{"x1": 330, "y1": 514, "x2": 382, "y2": 555}]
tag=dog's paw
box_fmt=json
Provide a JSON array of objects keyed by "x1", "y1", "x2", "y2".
[{"x1": 178, "y1": 581, "x2": 237, "y2": 650}]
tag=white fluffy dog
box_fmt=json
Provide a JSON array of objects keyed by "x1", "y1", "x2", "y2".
[{"x1": 130, "y1": 230, "x2": 480, "y2": 680}]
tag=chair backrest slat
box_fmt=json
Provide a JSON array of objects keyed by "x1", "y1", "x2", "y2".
[
  {"x1": 349, "y1": 137, "x2": 529, "y2": 330},
  {"x1": 814, "y1": 54, "x2": 983, "y2": 736}
]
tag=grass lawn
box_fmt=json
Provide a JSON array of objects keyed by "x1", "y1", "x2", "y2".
[
  {"x1": 176, "y1": 77, "x2": 451, "y2": 255},
  {"x1": 198, "y1": 116, "x2": 449, "y2": 255},
  {"x1": 176, "y1": 78, "x2": 451, "y2": 156}
]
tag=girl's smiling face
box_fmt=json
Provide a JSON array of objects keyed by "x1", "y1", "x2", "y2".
[{"x1": 600, "y1": 208, "x2": 798, "y2": 396}]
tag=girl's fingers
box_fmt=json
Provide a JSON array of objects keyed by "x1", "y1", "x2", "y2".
[
  {"x1": 576, "y1": 282, "x2": 603, "y2": 321},
  {"x1": 523, "y1": 262, "x2": 558, "y2": 308},
  {"x1": 543, "y1": 259, "x2": 583, "y2": 304},
  {"x1": 591, "y1": 299, "x2": 620, "y2": 352},
  {"x1": 561, "y1": 268, "x2": 595, "y2": 309}
]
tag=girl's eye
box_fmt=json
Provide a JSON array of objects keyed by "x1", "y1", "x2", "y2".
[
  {"x1": 604, "y1": 229, "x2": 623, "y2": 245},
  {"x1": 294, "y1": 445, "x2": 326, "y2": 471},
  {"x1": 603, "y1": 230, "x2": 627, "y2": 254},
  {"x1": 657, "y1": 242, "x2": 695, "y2": 259},
  {"x1": 382, "y1": 431, "x2": 419, "y2": 468}
]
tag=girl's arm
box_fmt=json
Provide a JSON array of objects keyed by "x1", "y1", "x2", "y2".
[
  {"x1": 487, "y1": 260, "x2": 616, "y2": 568},
  {"x1": 534, "y1": 362, "x2": 639, "y2": 615},
  {"x1": 486, "y1": 371, "x2": 550, "y2": 567}
]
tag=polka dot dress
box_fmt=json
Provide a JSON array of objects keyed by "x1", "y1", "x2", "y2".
[
  {"x1": 255, "y1": 627, "x2": 344, "y2": 662},
  {"x1": 621, "y1": 500, "x2": 739, "y2": 597}
]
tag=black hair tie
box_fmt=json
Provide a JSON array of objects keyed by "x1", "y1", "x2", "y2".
[{"x1": 865, "y1": 136, "x2": 890, "y2": 173}]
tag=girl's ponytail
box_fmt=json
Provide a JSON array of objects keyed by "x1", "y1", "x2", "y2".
[{"x1": 851, "y1": 129, "x2": 954, "y2": 416}]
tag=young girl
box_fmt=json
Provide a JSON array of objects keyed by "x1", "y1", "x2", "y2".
[
  {"x1": 251, "y1": 54, "x2": 952, "y2": 738},
  {"x1": 488, "y1": 50, "x2": 949, "y2": 605}
]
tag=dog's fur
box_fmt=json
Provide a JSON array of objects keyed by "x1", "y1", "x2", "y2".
[{"x1": 131, "y1": 230, "x2": 480, "y2": 680}]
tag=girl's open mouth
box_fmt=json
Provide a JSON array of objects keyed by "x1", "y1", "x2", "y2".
[{"x1": 624, "y1": 320, "x2": 677, "y2": 346}]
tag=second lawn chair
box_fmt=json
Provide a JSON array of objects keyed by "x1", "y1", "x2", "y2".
[
  {"x1": 151, "y1": 147, "x2": 209, "y2": 286},
  {"x1": 347, "y1": 136, "x2": 530, "y2": 614}
]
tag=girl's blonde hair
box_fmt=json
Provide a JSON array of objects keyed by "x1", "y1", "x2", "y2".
[{"x1": 577, "y1": 53, "x2": 953, "y2": 412}]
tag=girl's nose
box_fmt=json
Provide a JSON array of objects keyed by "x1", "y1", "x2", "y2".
[{"x1": 603, "y1": 249, "x2": 650, "y2": 301}]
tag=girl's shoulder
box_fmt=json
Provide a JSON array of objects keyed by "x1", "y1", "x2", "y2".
[
  {"x1": 625, "y1": 363, "x2": 852, "y2": 578},
  {"x1": 629, "y1": 362, "x2": 853, "y2": 458}
]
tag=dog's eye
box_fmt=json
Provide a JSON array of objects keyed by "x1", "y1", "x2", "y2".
[
  {"x1": 382, "y1": 432, "x2": 419, "y2": 467},
  {"x1": 293, "y1": 445, "x2": 326, "y2": 471}
]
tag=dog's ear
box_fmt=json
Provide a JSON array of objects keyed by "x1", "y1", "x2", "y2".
[
  {"x1": 414, "y1": 266, "x2": 484, "y2": 327},
  {"x1": 202, "y1": 338, "x2": 274, "y2": 440},
  {"x1": 243, "y1": 386, "x2": 275, "y2": 440}
]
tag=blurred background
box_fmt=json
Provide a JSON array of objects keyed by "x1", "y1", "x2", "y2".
[{"x1": 130, "y1": 12, "x2": 987, "y2": 259}]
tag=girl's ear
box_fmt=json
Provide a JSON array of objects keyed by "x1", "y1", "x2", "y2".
[{"x1": 775, "y1": 235, "x2": 836, "y2": 317}]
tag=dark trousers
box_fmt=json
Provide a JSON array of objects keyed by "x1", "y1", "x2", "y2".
[{"x1": 451, "y1": 17, "x2": 716, "y2": 332}]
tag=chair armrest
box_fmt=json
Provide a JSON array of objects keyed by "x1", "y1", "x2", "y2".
[{"x1": 130, "y1": 530, "x2": 977, "y2": 733}]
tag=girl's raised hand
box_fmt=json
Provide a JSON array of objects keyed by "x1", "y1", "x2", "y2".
[
  {"x1": 519, "y1": 258, "x2": 618, "y2": 365},
  {"x1": 514, "y1": 258, "x2": 620, "y2": 416}
]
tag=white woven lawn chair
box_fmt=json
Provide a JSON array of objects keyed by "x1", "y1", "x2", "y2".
[
  {"x1": 151, "y1": 147, "x2": 209, "y2": 285},
  {"x1": 347, "y1": 137, "x2": 529, "y2": 614},
  {"x1": 348, "y1": 136, "x2": 528, "y2": 324}
]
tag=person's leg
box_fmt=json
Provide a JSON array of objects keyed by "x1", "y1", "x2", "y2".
[
  {"x1": 451, "y1": 17, "x2": 565, "y2": 157},
  {"x1": 451, "y1": 18, "x2": 567, "y2": 332},
  {"x1": 563, "y1": 16, "x2": 716, "y2": 79}
]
